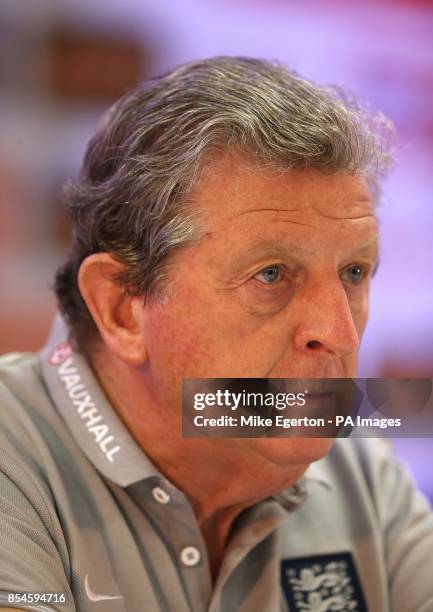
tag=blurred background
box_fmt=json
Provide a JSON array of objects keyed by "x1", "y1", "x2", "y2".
[{"x1": 0, "y1": 0, "x2": 432, "y2": 497}]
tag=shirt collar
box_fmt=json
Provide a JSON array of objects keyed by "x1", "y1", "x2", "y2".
[
  {"x1": 303, "y1": 460, "x2": 333, "y2": 490},
  {"x1": 39, "y1": 314, "x2": 333, "y2": 499},
  {"x1": 39, "y1": 314, "x2": 160, "y2": 487},
  {"x1": 271, "y1": 459, "x2": 332, "y2": 512}
]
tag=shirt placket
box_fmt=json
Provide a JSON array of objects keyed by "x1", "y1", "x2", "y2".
[{"x1": 127, "y1": 478, "x2": 213, "y2": 612}]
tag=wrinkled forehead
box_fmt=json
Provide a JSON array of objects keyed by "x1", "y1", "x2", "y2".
[
  {"x1": 190, "y1": 154, "x2": 377, "y2": 256},
  {"x1": 192, "y1": 152, "x2": 375, "y2": 226}
]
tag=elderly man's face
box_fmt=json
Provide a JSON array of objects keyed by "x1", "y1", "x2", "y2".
[{"x1": 142, "y1": 153, "x2": 379, "y2": 460}]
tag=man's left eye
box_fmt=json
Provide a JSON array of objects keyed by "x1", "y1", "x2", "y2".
[
  {"x1": 253, "y1": 265, "x2": 282, "y2": 284},
  {"x1": 342, "y1": 264, "x2": 368, "y2": 285}
]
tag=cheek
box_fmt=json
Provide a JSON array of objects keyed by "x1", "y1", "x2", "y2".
[
  {"x1": 145, "y1": 303, "x2": 216, "y2": 380},
  {"x1": 145, "y1": 288, "x2": 285, "y2": 381},
  {"x1": 351, "y1": 291, "x2": 370, "y2": 338}
]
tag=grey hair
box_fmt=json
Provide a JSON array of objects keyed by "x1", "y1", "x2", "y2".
[{"x1": 54, "y1": 55, "x2": 395, "y2": 354}]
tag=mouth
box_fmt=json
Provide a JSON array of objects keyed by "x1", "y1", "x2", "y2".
[
  {"x1": 306, "y1": 390, "x2": 335, "y2": 399},
  {"x1": 276, "y1": 379, "x2": 339, "y2": 396},
  {"x1": 289, "y1": 390, "x2": 337, "y2": 417},
  {"x1": 285, "y1": 386, "x2": 354, "y2": 419}
]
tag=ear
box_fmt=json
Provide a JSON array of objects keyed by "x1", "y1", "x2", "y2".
[{"x1": 78, "y1": 253, "x2": 147, "y2": 365}]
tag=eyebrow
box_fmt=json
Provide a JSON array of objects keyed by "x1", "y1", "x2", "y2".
[
  {"x1": 241, "y1": 243, "x2": 313, "y2": 259},
  {"x1": 347, "y1": 237, "x2": 380, "y2": 256},
  {"x1": 227, "y1": 243, "x2": 313, "y2": 277},
  {"x1": 228, "y1": 237, "x2": 380, "y2": 276}
]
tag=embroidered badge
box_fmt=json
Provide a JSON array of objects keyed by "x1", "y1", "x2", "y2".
[
  {"x1": 281, "y1": 552, "x2": 367, "y2": 611},
  {"x1": 49, "y1": 341, "x2": 72, "y2": 365}
]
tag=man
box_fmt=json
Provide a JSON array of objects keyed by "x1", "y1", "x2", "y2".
[{"x1": 0, "y1": 57, "x2": 432, "y2": 612}]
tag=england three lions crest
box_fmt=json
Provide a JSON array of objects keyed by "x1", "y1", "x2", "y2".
[{"x1": 281, "y1": 552, "x2": 367, "y2": 611}]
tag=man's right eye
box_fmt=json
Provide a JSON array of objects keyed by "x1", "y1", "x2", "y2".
[{"x1": 253, "y1": 265, "x2": 283, "y2": 284}]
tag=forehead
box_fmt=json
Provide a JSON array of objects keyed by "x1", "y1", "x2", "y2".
[
  {"x1": 195, "y1": 152, "x2": 375, "y2": 223},
  {"x1": 190, "y1": 152, "x2": 378, "y2": 259}
]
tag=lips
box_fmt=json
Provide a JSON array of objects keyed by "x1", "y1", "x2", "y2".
[
  {"x1": 276, "y1": 380, "x2": 338, "y2": 396},
  {"x1": 303, "y1": 391, "x2": 337, "y2": 415},
  {"x1": 290, "y1": 391, "x2": 337, "y2": 417}
]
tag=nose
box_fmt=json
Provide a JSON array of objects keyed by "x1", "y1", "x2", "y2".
[{"x1": 292, "y1": 277, "x2": 360, "y2": 359}]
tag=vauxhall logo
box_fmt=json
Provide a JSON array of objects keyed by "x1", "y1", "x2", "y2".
[{"x1": 56, "y1": 355, "x2": 121, "y2": 463}]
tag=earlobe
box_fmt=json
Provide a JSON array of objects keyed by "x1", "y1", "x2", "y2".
[{"x1": 78, "y1": 253, "x2": 147, "y2": 365}]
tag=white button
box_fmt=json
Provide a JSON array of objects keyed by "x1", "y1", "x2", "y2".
[
  {"x1": 180, "y1": 546, "x2": 201, "y2": 567},
  {"x1": 152, "y1": 486, "x2": 170, "y2": 504}
]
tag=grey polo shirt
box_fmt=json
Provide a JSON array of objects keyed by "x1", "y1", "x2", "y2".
[{"x1": 1, "y1": 316, "x2": 433, "y2": 612}]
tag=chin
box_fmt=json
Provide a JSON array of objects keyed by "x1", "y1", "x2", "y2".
[{"x1": 249, "y1": 437, "x2": 334, "y2": 467}]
